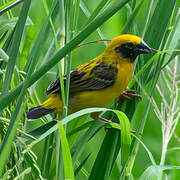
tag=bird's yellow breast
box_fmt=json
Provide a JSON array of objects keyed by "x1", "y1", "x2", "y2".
[{"x1": 69, "y1": 61, "x2": 133, "y2": 113}]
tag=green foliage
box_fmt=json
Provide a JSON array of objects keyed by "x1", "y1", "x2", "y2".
[
  {"x1": 57, "y1": 121, "x2": 75, "y2": 180},
  {"x1": 0, "y1": 0, "x2": 180, "y2": 179}
]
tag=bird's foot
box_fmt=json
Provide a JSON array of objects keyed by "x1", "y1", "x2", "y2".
[
  {"x1": 98, "y1": 117, "x2": 135, "y2": 134},
  {"x1": 118, "y1": 89, "x2": 141, "y2": 102}
]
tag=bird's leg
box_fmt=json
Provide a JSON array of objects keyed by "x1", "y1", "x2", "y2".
[
  {"x1": 98, "y1": 117, "x2": 118, "y2": 132},
  {"x1": 117, "y1": 89, "x2": 141, "y2": 102},
  {"x1": 98, "y1": 117, "x2": 135, "y2": 134},
  {"x1": 98, "y1": 117, "x2": 114, "y2": 124}
]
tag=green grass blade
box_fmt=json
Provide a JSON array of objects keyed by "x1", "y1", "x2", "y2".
[
  {"x1": 86, "y1": 0, "x2": 112, "y2": 25},
  {"x1": 73, "y1": 0, "x2": 80, "y2": 33},
  {"x1": 0, "y1": 0, "x2": 23, "y2": 16},
  {"x1": 0, "y1": 0, "x2": 130, "y2": 111},
  {"x1": 0, "y1": 98, "x2": 25, "y2": 175},
  {"x1": 13, "y1": 167, "x2": 31, "y2": 180},
  {"x1": 0, "y1": 0, "x2": 20, "y2": 11},
  {"x1": 163, "y1": 10, "x2": 180, "y2": 50},
  {"x1": 88, "y1": 129, "x2": 120, "y2": 180},
  {"x1": 67, "y1": 114, "x2": 89, "y2": 147},
  {"x1": 142, "y1": 0, "x2": 176, "y2": 81},
  {"x1": 141, "y1": 0, "x2": 154, "y2": 37},
  {"x1": 167, "y1": 147, "x2": 180, "y2": 153},
  {"x1": 75, "y1": 153, "x2": 91, "y2": 176},
  {"x1": 139, "y1": 165, "x2": 180, "y2": 180},
  {"x1": 23, "y1": 0, "x2": 59, "y2": 72},
  {"x1": 144, "y1": 0, "x2": 176, "y2": 50},
  {"x1": 79, "y1": 0, "x2": 90, "y2": 16},
  {"x1": 80, "y1": 0, "x2": 107, "y2": 45},
  {"x1": 24, "y1": 123, "x2": 59, "y2": 154},
  {"x1": 0, "y1": 48, "x2": 9, "y2": 62},
  {"x1": 0, "y1": 17, "x2": 32, "y2": 59},
  {"x1": 121, "y1": 0, "x2": 144, "y2": 34},
  {"x1": 63, "y1": 0, "x2": 74, "y2": 118},
  {"x1": 57, "y1": 121, "x2": 75, "y2": 180},
  {"x1": 19, "y1": 25, "x2": 36, "y2": 69},
  {"x1": 42, "y1": 0, "x2": 59, "y2": 50},
  {"x1": 131, "y1": 134, "x2": 156, "y2": 165},
  {"x1": 89, "y1": 110, "x2": 131, "y2": 180},
  {"x1": 57, "y1": 0, "x2": 65, "y2": 105},
  {"x1": 27, "y1": 121, "x2": 57, "y2": 137},
  {"x1": 112, "y1": 110, "x2": 131, "y2": 167},
  {"x1": 1, "y1": 0, "x2": 31, "y2": 94},
  {"x1": 71, "y1": 120, "x2": 104, "y2": 164},
  {"x1": 24, "y1": 151, "x2": 43, "y2": 179},
  {"x1": 67, "y1": 120, "x2": 94, "y2": 137},
  {"x1": 44, "y1": 134, "x2": 54, "y2": 178},
  {"x1": 162, "y1": 42, "x2": 180, "y2": 69},
  {"x1": 61, "y1": 108, "x2": 108, "y2": 125}
]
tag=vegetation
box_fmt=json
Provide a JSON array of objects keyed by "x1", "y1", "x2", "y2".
[{"x1": 0, "y1": 0, "x2": 180, "y2": 179}]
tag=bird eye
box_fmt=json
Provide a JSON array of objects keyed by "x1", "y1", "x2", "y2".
[
  {"x1": 115, "y1": 47, "x2": 121, "y2": 53},
  {"x1": 115, "y1": 43, "x2": 135, "y2": 54}
]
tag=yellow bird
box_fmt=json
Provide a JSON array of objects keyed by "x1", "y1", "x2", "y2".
[{"x1": 27, "y1": 34, "x2": 152, "y2": 119}]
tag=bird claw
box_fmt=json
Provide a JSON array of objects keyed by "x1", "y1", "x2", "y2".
[{"x1": 117, "y1": 89, "x2": 141, "y2": 102}]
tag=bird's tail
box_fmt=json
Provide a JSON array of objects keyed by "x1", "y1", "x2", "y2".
[
  {"x1": 26, "y1": 106, "x2": 54, "y2": 119},
  {"x1": 26, "y1": 94, "x2": 62, "y2": 119}
]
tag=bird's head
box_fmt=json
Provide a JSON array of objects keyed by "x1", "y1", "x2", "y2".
[{"x1": 104, "y1": 34, "x2": 152, "y2": 62}]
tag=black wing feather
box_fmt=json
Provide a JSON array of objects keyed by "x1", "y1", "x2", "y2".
[{"x1": 46, "y1": 62, "x2": 118, "y2": 95}]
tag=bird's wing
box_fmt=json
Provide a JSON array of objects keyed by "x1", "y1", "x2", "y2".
[{"x1": 46, "y1": 61, "x2": 118, "y2": 95}]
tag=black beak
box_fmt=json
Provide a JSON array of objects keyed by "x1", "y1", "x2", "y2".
[{"x1": 135, "y1": 40, "x2": 152, "y2": 55}]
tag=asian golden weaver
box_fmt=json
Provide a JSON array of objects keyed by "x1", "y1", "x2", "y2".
[{"x1": 27, "y1": 34, "x2": 152, "y2": 119}]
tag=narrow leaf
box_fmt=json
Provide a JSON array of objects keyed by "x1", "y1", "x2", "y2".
[
  {"x1": 75, "y1": 154, "x2": 91, "y2": 176},
  {"x1": 112, "y1": 110, "x2": 131, "y2": 166},
  {"x1": 1, "y1": 0, "x2": 31, "y2": 94},
  {"x1": 139, "y1": 165, "x2": 180, "y2": 180},
  {"x1": 58, "y1": 121, "x2": 75, "y2": 180}
]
